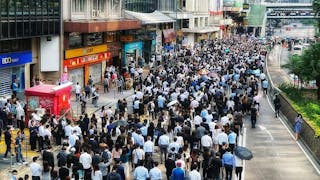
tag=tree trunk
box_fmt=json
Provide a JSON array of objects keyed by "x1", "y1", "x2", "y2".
[{"x1": 316, "y1": 77, "x2": 320, "y2": 100}]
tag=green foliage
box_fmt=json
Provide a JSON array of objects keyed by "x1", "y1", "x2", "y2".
[
  {"x1": 279, "y1": 84, "x2": 320, "y2": 137},
  {"x1": 283, "y1": 43, "x2": 320, "y2": 99},
  {"x1": 282, "y1": 55, "x2": 303, "y2": 78}
]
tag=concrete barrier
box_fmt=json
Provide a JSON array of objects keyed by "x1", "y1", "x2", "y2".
[
  {"x1": 278, "y1": 93, "x2": 320, "y2": 163},
  {"x1": 265, "y1": 45, "x2": 320, "y2": 165}
]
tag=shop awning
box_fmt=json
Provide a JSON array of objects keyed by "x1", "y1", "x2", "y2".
[
  {"x1": 167, "y1": 12, "x2": 194, "y2": 19},
  {"x1": 181, "y1": 27, "x2": 220, "y2": 34},
  {"x1": 125, "y1": 10, "x2": 175, "y2": 25},
  {"x1": 163, "y1": 29, "x2": 176, "y2": 43}
]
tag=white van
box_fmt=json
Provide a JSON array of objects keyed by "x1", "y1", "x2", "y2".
[{"x1": 293, "y1": 45, "x2": 304, "y2": 56}]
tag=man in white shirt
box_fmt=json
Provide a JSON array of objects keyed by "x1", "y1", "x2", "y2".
[
  {"x1": 69, "y1": 130, "x2": 79, "y2": 148},
  {"x1": 201, "y1": 131, "x2": 213, "y2": 151},
  {"x1": 189, "y1": 164, "x2": 201, "y2": 180},
  {"x1": 75, "y1": 82, "x2": 81, "y2": 101},
  {"x1": 221, "y1": 115, "x2": 229, "y2": 126},
  {"x1": 194, "y1": 115, "x2": 202, "y2": 128},
  {"x1": 143, "y1": 136, "x2": 154, "y2": 156},
  {"x1": 217, "y1": 129, "x2": 229, "y2": 149},
  {"x1": 158, "y1": 132, "x2": 170, "y2": 163},
  {"x1": 29, "y1": 156, "x2": 42, "y2": 180},
  {"x1": 43, "y1": 125, "x2": 52, "y2": 139},
  {"x1": 80, "y1": 149, "x2": 92, "y2": 179},
  {"x1": 64, "y1": 121, "x2": 73, "y2": 138},
  {"x1": 149, "y1": 162, "x2": 162, "y2": 180}
]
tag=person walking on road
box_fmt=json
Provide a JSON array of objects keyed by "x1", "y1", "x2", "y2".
[
  {"x1": 273, "y1": 94, "x2": 281, "y2": 118},
  {"x1": 3, "y1": 126, "x2": 12, "y2": 160},
  {"x1": 294, "y1": 114, "x2": 303, "y2": 141},
  {"x1": 222, "y1": 148, "x2": 234, "y2": 180}
]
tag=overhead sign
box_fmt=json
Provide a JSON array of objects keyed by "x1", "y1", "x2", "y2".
[{"x1": 0, "y1": 51, "x2": 32, "y2": 68}]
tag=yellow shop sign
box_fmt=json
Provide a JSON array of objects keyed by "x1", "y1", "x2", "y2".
[{"x1": 65, "y1": 44, "x2": 108, "y2": 59}]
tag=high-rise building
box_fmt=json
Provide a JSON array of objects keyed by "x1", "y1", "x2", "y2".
[
  {"x1": 0, "y1": 0, "x2": 62, "y2": 97},
  {"x1": 63, "y1": 0, "x2": 141, "y2": 87}
]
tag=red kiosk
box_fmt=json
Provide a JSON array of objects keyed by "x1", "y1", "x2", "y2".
[{"x1": 25, "y1": 82, "x2": 72, "y2": 122}]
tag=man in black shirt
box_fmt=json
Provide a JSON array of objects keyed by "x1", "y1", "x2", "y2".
[
  {"x1": 165, "y1": 153, "x2": 176, "y2": 180},
  {"x1": 58, "y1": 162, "x2": 70, "y2": 180},
  {"x1": 4, "y1": 127, "x2": 12, "y2": 159},
  {"x1": 207, "y1": 153, "x2": 222, "y2": 180}
]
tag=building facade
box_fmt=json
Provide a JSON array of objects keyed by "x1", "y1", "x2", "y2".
[
  {"x1": 63, "y1": 0, "x2": 141, "y2": 88},
  {"x1": 176, "y1": 0, "x2": 221, "y2": 48},
  {"x1": 0, "y1": 0, "x2": 61, "y2": 98},
  {"x1": 124, "y1": 0, "x2": 176, "y2": 64}
]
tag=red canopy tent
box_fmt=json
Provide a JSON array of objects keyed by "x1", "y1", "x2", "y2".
[{"x1": 25, "y1": 82, "x2": 72, "y2": 122}]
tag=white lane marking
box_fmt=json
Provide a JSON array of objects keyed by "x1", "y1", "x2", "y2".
[
  {"x1": 243, "y1": 127, "x2": 247, "y2": 180},
  {"x1": 266, "y1": 95, "x2": 320, "y2": 175},
  {"x1": 258, "y1": 125, "x2": 274, "y2": 141}
]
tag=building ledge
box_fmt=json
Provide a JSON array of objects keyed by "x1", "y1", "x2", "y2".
[{"x1": 64, "y1": 19, "x2": 141, "y2": 33}]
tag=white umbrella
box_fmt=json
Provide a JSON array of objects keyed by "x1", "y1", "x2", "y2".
[{"x1": 167, "y1": 100, "x2": 179, "y2": 107}]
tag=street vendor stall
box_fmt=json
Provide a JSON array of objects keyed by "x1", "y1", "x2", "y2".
[{"x1": 24, "y1": 82, "x2": 72, "y2": 123}]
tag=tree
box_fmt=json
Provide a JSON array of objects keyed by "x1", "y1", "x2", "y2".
[
  {"x1": 300, "y1": 43, "x2": 320, "y2": 100},
  {"x1": 282, "y1": 55, "x2": 303, "y2": 88},
  {"x1": 313, "y1": 0, "x2": 320, "y2": 30}
]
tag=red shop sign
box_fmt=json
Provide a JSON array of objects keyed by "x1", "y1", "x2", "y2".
[{"x1": 64, "y1": 52, "x2": 111, "y2": 68}]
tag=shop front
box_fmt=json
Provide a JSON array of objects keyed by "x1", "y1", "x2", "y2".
[
  {"x1": 0, "y1": 51, "x2": 32, "y2": 98},
  {"x1": 123, "y1": 41, "x2": 143, "y2": 67},
  {"x1": 64, "y1": 44, "x2": 111, "y2": 88}
]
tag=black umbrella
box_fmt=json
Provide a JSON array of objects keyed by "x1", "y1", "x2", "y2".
[{"x1": 234, "y1": 146, "x2": 253, "y2": 160}]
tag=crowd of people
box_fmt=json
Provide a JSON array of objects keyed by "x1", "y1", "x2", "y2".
[{"x1": 3, "y1": 35, "x2": 269, "y2": 180}]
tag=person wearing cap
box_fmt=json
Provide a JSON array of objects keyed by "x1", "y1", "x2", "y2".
[
  {"x1": 30, "y1": 157, "x2": 42, "y2": 180},
  {"x1": 171, "y1": 161, "x2": 185, "y2": 180}
]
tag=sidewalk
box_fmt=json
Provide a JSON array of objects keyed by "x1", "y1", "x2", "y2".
[
  {"x1": 267, "y1": 45, "x2": 292, "y2": 86},
  {"x1": 244, "y1": 45, "x2": 320, "y2": 179}
]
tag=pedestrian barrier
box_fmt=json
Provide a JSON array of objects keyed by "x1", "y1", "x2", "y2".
[{"x1": 265, "y1": 45, "x2": 320, "y2": 166}]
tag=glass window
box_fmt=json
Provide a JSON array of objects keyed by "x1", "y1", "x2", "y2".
[
  {"x1": 105, "y1": 32, "x2": 118, "y2": 43},
  {"x1": 86, "y1": 32, "x2": 103, "y2": 46},
  {"x1": 72, "y1": 0, "x2": 85, "y2": 12},
  {"x1": 23, "y1": 0, "x2": 29, "y2": 16},
  {"x1": 182, "y1": 19, "x2": 189, "y2": 28},
  {"x1": 1, "y1": 0, "x2": 8, "y2": 17},
  {"x1": 69, "y1": 32, "x2": 83, "y2": 48},
  {"x1": 194, "y1": 18, "x2": 198, "y2": 28},
  {"x1": 8, "y1": 0, "x2": 15, "y2": 17}
]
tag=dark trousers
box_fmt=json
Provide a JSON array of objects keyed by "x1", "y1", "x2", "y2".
[
  {"x1": 84, "y1": 168, "x2": 92, "y2": 180},
  {"x1": 159, "y1": 145, "x2": 168, "y2": 163},
  {"x1": 38, "y1": 136, "x2": 44, "y2": 150},
  {"x1": 32, "y1": 176, "x2": 40, "y2": 180},
  {"x1": 235, "y1": 167, "x2": 243, "y2": 180},
  {"x1": 251, "y1": 117, "x2": 257, "y2": 128},
  {"x1": 30, "y1": 135, "x2": 37, "y2": 150},
  {"x1": 4, "y1": 143, "x2": 11, "y2": 157},
  {"x1": 104, "y1": 85, "x2": 109, "y2": 93},
  {"x1": 225, "y1": 165, "x2": 233, "y2": 180}
]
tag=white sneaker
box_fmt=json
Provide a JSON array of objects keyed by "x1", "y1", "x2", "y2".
[
  {"x1": 2, "y1": 158, "x2": 8, "y2": 160},
  {"x1": 16, "y1": 162, "x2": 22, "y2": 165}
]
